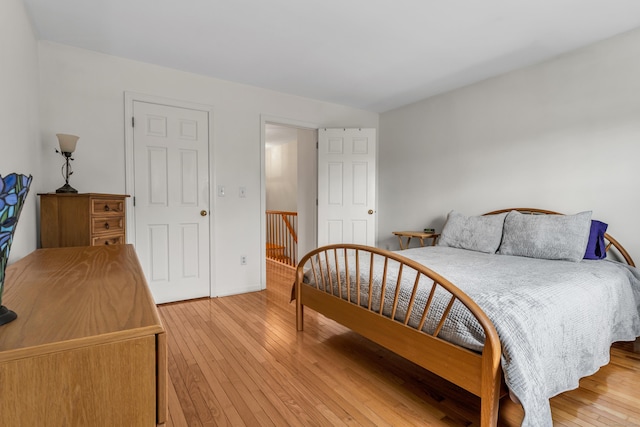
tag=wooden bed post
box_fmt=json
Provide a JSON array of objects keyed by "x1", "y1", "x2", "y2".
[
  {"x1": 480, "y1": 339, "x2": 502, "y2": 427},
  {"x1": 296, "y1": 268, "x2": 304, "y2": 331},
  {"x1": 296, "y1": 301, "x2": 304, "y2": 331}
]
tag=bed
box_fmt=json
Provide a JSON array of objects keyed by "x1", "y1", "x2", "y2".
[{"x1": 294, "y1": 208, "x2": 640, "y2": 427}]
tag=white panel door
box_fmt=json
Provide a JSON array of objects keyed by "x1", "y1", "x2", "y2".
[
  {"x1": 317, "y1": 128, "x2": 376, "y2": 246},
  {"x1": 133, "y1": 101, "x2": 210, "y2": 304}
]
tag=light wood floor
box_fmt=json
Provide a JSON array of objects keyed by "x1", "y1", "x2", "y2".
[{"x1": 159, "y1": 260, "x2": 640, "y2": 426}]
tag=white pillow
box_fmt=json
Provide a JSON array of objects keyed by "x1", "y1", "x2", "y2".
[
  {"x1": 497, "y1": 210, "x2": 592, "y2": 262},
  {"x1": 437, "y1": 211, "x2": 508, "y2": 254}
]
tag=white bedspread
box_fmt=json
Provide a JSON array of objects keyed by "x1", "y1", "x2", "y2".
[{"x1": 305, "y1": 246, "x2": 640, "y2": 426}]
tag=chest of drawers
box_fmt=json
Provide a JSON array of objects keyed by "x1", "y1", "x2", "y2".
[
  {"x1": 39, "y1": 193, "x2": 129, "y2": 248},
  {"x1": 0, "y1": 245, "x2": 166, "y2": 425}
]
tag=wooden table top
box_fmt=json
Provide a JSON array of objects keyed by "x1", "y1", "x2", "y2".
[
  {"x1": 392, "y1": 231, "x2": 439, "y2": 238},
  {"x1": 0, "y1": 245, "x2": 163, "y2": 362}
]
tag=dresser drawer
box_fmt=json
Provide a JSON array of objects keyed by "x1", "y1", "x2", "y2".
[
  {"x1": 92, "y1": 234, "x2": 125, "y2": 246},
  {"x1": 92, "y1": 199, "x2": 125, "y2": 216},
  {"x1": 92, "y1": 217, "x2": 124, "y2": 235}
]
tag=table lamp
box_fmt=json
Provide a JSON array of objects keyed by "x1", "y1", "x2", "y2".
[{"x1": 55, "y1": 133, "x2": 79, "y2": 193}]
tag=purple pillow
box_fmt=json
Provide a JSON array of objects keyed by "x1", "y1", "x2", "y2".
[{"x1": 584, "y1": 220, "x2": 608, "y2": 260}]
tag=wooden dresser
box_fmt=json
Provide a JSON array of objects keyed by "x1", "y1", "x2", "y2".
[
  {"x1": 0, "y1": 245, "x2": 166, "y2": 426},
  {"x1": 39, "y1": 193, "x2": 129, "y2": 248}
]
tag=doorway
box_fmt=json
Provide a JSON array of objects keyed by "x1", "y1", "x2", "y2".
[
  {"x1": 265, "y1": 124, "x2": 298, "y2": 266},
  {"x1": 261, "y1": 118, "x2": 317, "y2": 288}
]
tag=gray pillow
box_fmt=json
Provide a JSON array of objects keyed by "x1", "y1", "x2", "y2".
[
  {"x1": 498, "y1": 210, "x2": 592, "y2": 262},
  {"x1": 437, "y1": 211, "x2": 508, "y2": 254}
]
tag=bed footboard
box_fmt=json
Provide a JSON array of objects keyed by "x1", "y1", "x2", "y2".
[{"x1": 295, "y1": 244, "x2": 503, "y2": 427}]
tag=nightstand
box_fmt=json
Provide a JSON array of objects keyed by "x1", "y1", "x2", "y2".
[
  {"x1": 38, "y1": 193, "x2": 129, "y2": 248},
  {"x1": 392, "y1": 231, "x2": 440, "y2": 250}
]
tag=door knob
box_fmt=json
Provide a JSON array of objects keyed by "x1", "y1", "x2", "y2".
[
  {"x1": 368, "y1": 209, "x2": 374, "y2": 215},
  {"x1": 200, "y1": 210, "x2": 208, "y2": 217}
]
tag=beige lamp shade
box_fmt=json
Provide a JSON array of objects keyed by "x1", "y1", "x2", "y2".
[{"x1": 56, "y1": 134, "x2": 79, "y2": 153}]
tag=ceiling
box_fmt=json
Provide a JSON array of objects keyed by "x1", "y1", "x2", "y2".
[{"x1": 23, "y1": 0, "x2": 640, "y2": 113}]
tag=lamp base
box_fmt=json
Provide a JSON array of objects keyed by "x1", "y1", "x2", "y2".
[
  {"x1": 56, "y1": 183, "x2": 78, "y2": 194},
  {"x1": 0, "y1": 305, "x2": 17, "y2": 326}
]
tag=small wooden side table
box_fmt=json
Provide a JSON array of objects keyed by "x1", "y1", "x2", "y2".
[{"x1": 393, "y1": 231, "x2": 440, "y2": 250}]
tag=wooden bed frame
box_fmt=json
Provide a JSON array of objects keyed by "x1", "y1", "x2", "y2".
[{"x1": 295, "y1": 208, "x2": 635, "y2": 426}]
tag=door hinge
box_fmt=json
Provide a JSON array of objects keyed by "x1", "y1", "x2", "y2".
[
  {"x1": 133, "y1": 196, "x2": 136, "y2": 207},
  {"x1": 316, "y1": 141, "x2": 318, "y2": 149},
  {"x1": 131, "y1": 117, "x2": 135, "y2": 127}
]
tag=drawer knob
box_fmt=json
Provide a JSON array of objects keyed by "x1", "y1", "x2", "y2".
[
  {"x1": 104, "y1": 222, "x2": 110, "y2": 230},
  {"x1": 104, "y1": 205, "x2": 110, "y2": 212},
  {"x1": 104, "y1": 241, "x2": 110, "y2": 245}
]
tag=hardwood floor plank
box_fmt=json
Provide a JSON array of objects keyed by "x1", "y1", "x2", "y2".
[
  {"x1": 215, "y1": 300, "x2": 380, "y2": 426},
  {"x1": 174, "y1": 302, "x2": 255, "y2": 426},
  {"x1": 187, "y1": 299, "x2": 323, "y2": 426},
  {"x1": 167, "y1": 374, "x2": 190, "y2": 427},
  {"x1": 222, "y1": 293, "x2": 399, "y2": 426},
  {"x1": 165, "y1": 304, "x2": 236, "y2": 426},
  {"x1": 158, "y1": 260, "x2": 640, "y2": 427},
  {"x1": 166, "y1": 343, "x2": 206, "y2": 426},
  {"x1": 210, "y1": 304, "x2": 344, "y2": 426}
]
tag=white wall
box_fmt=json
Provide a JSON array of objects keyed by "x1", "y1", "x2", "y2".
[
  {"x1": 266, "y1": 141, "x2": 297, "y2": 212},
  {"x1": 0, "y1": 0, "x2": 40, "y2": 262},
  {"x1": 37, "y1": 41, "x2": 379, "y2": 296},
  {"x1": 379, "y1": 27, "x2": 640, "y2": 259},
  {"x1": 296, "y1": 128, "x2": 318, "y2": 258}
]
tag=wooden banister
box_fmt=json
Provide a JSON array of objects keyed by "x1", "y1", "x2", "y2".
[{"x1": 266, "y1": 210, "x2": 298, "y2": 266}]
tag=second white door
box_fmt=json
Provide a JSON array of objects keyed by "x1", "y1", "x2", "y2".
[
  {"x1": 132, "y1": 100, "x2": 211, "y2": 304},
  {"x1": 317, "y1": 128, "x2": 377, "y2": 246}
]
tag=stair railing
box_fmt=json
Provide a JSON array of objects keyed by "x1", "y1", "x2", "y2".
[{"x1": 266, "y1": 210, "x2": 298, "y2": 267}]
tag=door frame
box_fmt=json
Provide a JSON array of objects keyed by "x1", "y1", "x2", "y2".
[
  {"x1": 124, "y1": 92, "x2": 217, "y2": 296},
  {"x1": 260, "y1": 115, "x2": 318, "y2": 289}
]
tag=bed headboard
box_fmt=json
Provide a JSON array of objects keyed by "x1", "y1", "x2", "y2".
[{"x1": 483, "y1": 208, "x2": 635, "y2": 267}]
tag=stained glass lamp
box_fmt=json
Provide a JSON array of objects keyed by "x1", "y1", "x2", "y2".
[{"x1": 0, "y1": 173, "x2": 32, "y2": 326}]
